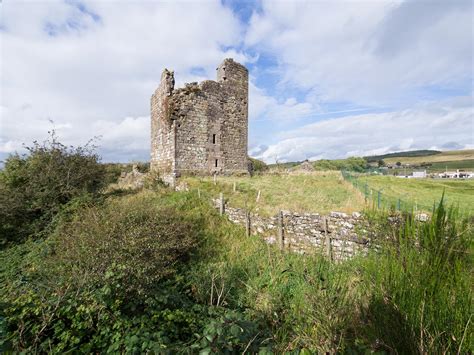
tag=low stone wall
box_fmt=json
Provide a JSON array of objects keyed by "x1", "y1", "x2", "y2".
[{"x1": 212, "y1": 199, "x2": 373, "y2": 261}]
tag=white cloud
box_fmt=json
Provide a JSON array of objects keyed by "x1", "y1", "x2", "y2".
[
  {"x1": 0, "y1": 0, "x2": 246, "y2": 162},
  {"x1": 249, "y1": 81, "x2": 314, "y2": 121},
  {"x1": 253, "y1": 97, "x2": 474, "y2": 163},
  {"x1": 1, "y1": 0, "x2": 472, "y2": 165},
  {"x1": 245, "y1": 0, "x2": 473, "y2": 107}
]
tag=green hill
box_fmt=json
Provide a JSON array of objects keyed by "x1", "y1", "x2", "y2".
[{"x1": 364, "y1": 150, "x2": 441, "y2": 163}]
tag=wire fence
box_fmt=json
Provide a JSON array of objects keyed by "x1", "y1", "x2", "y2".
[{"x1": 341, "y1": 170, "x2": 444, "y2": 214}]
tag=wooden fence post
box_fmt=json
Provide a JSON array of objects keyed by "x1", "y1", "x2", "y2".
[
  {"x1": 324, "y1": 217, "x2": 332, "y2": 262},
  {"x1": 341, "y1": 237, "x2": 347, "y2": 261},
  {"x1": 233, "y1": 182, "x2": 236, "y2": 193},
  {"x1": 256, "y1": 190, "x2": 261, "y2": 203},
  {"x1": 219, "y1": 192, "x2": 224, "y2": 216},
  {"x1": 278, "y1": 210, "x2": 284, "y2": 250},
  {"x1": 245, "y1": 211, "x2": 251, "y2": 237},
  {"x1": 214, "y1": 173, "x2": 217, "y2": 185},
  {"x1": 198, "y1": 188, "x2": 201, "y2": 198}
]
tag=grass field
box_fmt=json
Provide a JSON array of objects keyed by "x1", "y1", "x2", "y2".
[
  {"x1": 388, "y1": 159, "x2": 474, "y2": 175},
  {"x1": 429, "y1": 159, "x2": 474, "y2": 172},
  {"x1": 383, "y1": 149, "x2": 474, "y2": 165},
  {"x1": 183, "y1": 171, "x2": 366, "y2": 216},
  {"x1": 361, "y1": 175, "x2": 474, "y2": 213},
  {"x1": 184, "y1": 171, "x2": 474, "y2": 215}
]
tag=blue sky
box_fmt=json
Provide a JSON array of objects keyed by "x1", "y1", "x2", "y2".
[{"x1": 1, "y1": 0, "x2": 473, "y2": 163}]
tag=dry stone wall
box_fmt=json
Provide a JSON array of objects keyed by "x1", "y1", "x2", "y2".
[{"x1": 213, "y1": 199, "x2": 373, "y2": 261}]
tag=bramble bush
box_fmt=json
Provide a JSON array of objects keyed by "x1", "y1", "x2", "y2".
[
  {"x1": 0, "y1": 191, "x2": 269, "y2": 353},
  {"x1": 0, "y1": 131, "x2": 106, "y2": 245},
  {"x1": 50, "y1": 193, "x2": 200, "y2": 299}
]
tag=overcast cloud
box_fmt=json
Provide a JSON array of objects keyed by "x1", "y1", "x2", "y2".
[{"x1": 1, "y1": 0, "x2": 473, "y2": 163}]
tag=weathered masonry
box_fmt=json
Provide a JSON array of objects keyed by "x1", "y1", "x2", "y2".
[{"x1": 151, "y1": 58, "x2": 249, "y2": 184}]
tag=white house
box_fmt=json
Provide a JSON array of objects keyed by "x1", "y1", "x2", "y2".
[{"x1": 412, "y1": 170, "x2": 427, "y2": 178}]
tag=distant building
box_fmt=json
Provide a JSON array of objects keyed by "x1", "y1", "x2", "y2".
[
  {"x1": 396, "y1": 170, "x2": 427, "y2": 179},
  {"x1": 438, "y1": 170, "x2": 474, "y2": 179},
  {"x1": 412, "y1": 170, "x2": 427, "y2": 178}
]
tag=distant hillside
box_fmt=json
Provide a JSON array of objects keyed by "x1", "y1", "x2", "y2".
[
  {"x1": 382, "y1": 149, "x2": 474, "y2": 166},
  {"x1": 364, "y1": 150, "x2": 441, "y2": 163},
  {"x1": 265, "y1": 149, "x2": 474, "y2": 173}
]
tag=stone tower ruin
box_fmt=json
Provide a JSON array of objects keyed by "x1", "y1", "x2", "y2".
[{"x1": 150, "y1": 58, "x2": 249, "y2": 184}]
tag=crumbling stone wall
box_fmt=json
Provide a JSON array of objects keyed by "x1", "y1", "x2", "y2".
[
  {"x1": 212, "y1": 199, "x2": 373, "y2": 261},
  {"x1": 151, "y1": 69, "x2": 176, "y2": 185},
  {"x1": 151, "y1": 59, "x2": 249, "y2": 184},
  {"x1": 117, "y1": 164, "x2": 146, "y2": 189}
]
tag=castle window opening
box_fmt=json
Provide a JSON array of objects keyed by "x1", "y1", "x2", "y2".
[
  {"x1": 212, "y1": 134, "x2": 216, "y2": 144},
  {"x1": 215, "y1": 159, "x2": 218, "y2": 167}
]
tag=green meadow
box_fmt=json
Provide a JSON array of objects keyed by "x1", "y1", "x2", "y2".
[
  {"x1": 362, "y1": 175, "x2": 474, "y2": 214},
  {"x1": 183, "y1": 171, "x2": 366, "y2": 216},
  {"x1": 184, "y1": 171, "x2": 474, "y2": 215}
]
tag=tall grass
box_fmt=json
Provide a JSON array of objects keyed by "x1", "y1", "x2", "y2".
[
  {"x1": 157, "y1": 189, "x2": 473, "y2": 352},
  {"x1": 360, "y1": 199, "x2": 473, "y2": 353},
  {"x1": 185, "y1": 189, "x2": 473, "y2": 352},
  {"x1": 183, "y1": 172, "x2": 365, "y2": 216},
  {"x1": 2, "y1": 187, "x2": 472, "y2": 353}
]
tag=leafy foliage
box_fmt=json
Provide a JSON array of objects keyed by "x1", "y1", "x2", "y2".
[
  {"x1": 51, "y1": 193, "x2": 200, "y2": 299},
  {"x1": 0, "y1": 131, "x2": 106, "y2": 245},
  {"x1": 249, "y1": 157, "x2": 268, "y2": 173},
  {"x1": 0, "y1": 191, "x2": 270, "y2": 353},
  {"x1": 0, "y1": 151, "x2": 472, "y2": 353}
]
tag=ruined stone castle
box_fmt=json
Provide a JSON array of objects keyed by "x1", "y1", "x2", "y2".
[{"x1": 150, "y1": 58, "x2": 249, "y2": 184}]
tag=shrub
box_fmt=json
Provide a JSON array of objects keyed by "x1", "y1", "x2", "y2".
[
  {"x1": 249, "y1": 157, "x2": 268, "y2": 173},
  {"x1": 102, "y1": 163, "x2": 123, "y2": 184},
  {"x1": 50, "y1": 192, "x2": 200, "y2": 299},
  {"x1": 0, "y1": 131, "x2": 106, "y2": 245},
  {"x1": 0, "y1": 191, "x2": 203, "y2": 352},
  {"x1": 313, "y1": 157, "x2": 368, "y2": 172}
]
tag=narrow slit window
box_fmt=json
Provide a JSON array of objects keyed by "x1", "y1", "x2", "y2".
[
  {"x1": 212, "y1": 134, "x2": 216, "y2": 144},
  {"x1": 215, "y1": 159, "x2": 218, "y2": 167}
]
